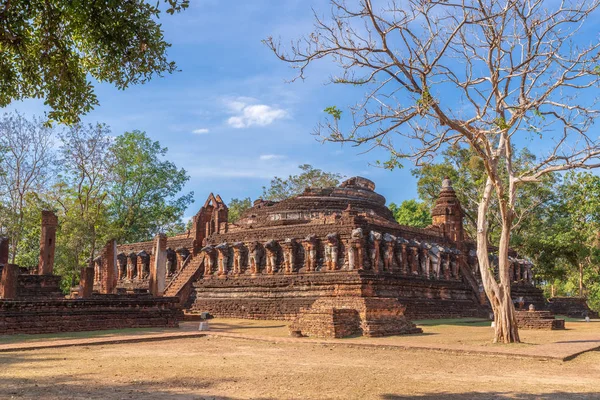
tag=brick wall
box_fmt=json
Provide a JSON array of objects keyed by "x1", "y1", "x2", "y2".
[{"x1": 0, "y1": 295, "x2": 183, "y2": 335}]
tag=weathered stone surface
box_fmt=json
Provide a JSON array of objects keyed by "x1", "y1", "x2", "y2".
[
  {"x1": 547, "y1": 297, "x2": 599, "y2": 319},
  {"x1": 515, "y1": 310, "x2": 565, "y2": 330},
  {"x1": 79, "y1": 266, "x2": 95, "y2": 298},
  {"x1": 0, "y1": 295, "x2": 182, "y2": 335},
  {"x1": 291, "y1": 297, "x2": 422, "y2": 338},
  {"x1": 0, "y1": 264, "x2": 19, "y2": 299},
  {"x1": 38, "y1": 211, "x2": 58, "y2": 275}
]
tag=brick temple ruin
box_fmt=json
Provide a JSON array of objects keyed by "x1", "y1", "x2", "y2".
[
  {"x1": 105, "y1": 176, "x2": 560, "y2": 338},
  {"x1": 0, "y1": 212, "x2": 182, "y2": 335}
]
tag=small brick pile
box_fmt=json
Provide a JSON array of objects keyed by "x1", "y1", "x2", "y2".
[
  {"x1": 290, "y1": 297, "x2": 422, "y2": 338},
  {"x1": 515, "y1": 310, "x2": 565, "y2": 330}
]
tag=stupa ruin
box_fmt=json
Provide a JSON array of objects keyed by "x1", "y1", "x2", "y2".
[{"x1": 104, "y1": 176, "x2": 545, "y2": 338}]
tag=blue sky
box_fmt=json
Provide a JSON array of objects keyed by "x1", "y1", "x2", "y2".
[{"x1": 3, "y1": 1, "x2": 421, "y2": 220}]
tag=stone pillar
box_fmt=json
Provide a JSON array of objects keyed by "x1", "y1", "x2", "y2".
[
  {"x1": 203, "y1": 246, "x2": 216, "y2": 277},
  {"x1": 79, "y1": 266, "x2": 95, "y2": 298},
  {"x1": 38, "y1": 211, "x2": 58, "y2": 275},
  {"x1": 422, "y1": 248, "x2": 430, "y2": 278},
  {"x1": 100, "y1": 240, "x2": 117, "y2": 294},
  {"x1": 282, "y1": 239, "x2": 296, "y2": 274},
  {"x1": 411, "y1": 247, "x2": 419, "y2": 275},
  {"x1": 399, "y1": 243, "x2": 408, "y2": 275},
  {"x1": 0, "y1": 238, "x2": 17, "y2": 298},
  {"x1": 216, "y1": 243, "x2": 229, "y2": 276},
  {"x1": 383, "y1": 234, "x2": 395, "y2": 272},
  {"x1": 232, "y1": 242, "x2": 245, "y2": 275},
  {"x1": 137, "y1": 251, "x2": 149, "y2": 280},
  {"x1": 94, "y1": 257, "x2": 102, "y2": 283},
  {"x1": 149, "y1": 234, "x2": 167, "y2": 296},
  {"x1": 117, "y1": 253, "x2": 127, "y2": 280},
  {"x1": 369, "y1": 231, "x2": 382, "y2": 273},
  {"x1": 0, "y1": 264, "x2": 19, "y2": 299},
  {"x1": 302, "y1": 235, "x2": 317, "y2": 272},
  {"x1": 175, "y1": 248, "x2": 190, "y2": 271}
]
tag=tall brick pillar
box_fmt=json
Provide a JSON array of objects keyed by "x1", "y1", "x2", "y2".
[
  {"x1": 100, "y1": 240, "x2": 118, "y2": 294},
  {"x1": 79, "y1": 266, "x2": 95, "y2": 298},
  {"x1": 149, "y1": 234, "x2": 167, "y2": 296},
  {"x1": 39, "y1": 211, "x2": 58, "y2": 275},
  {"x1": 0, "y1": 238, "x2": 19, "y2": 299},
  {"x1": 0, "y1": 236, "x2": 8, "y2": 267}
]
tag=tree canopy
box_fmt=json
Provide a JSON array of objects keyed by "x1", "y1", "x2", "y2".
[
  {"x1": 0, "y1": 112, "x2": 192, "y2": 289},
  {"x1": 388, "y1": 199, "x2": 431, "y2": 229},
  {"x1": 262, "y1": 164, "x2": 343, "y2": 201},
  {"x1": 0, "y1": 0, "x2": 188, "y2": 124}
]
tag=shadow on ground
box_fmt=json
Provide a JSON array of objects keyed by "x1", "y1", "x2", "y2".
[
  {"x1": 382, "y1": 392, "x2": 600, "y2": 399},
  {"x1": 0, "y1": 375, "x2": 242, "y2": 400},
  {"x1": 413, "y1": 318, "x2": 491, "y2": 327}
]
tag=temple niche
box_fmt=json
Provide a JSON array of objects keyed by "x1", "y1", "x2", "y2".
[{"x1": 108, "y1": 175, "x2": 546, "y2": 338}]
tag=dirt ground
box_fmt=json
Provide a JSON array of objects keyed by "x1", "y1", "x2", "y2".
[{"x1": 1, "y1": 332, "x2": 599, "y2": 399}]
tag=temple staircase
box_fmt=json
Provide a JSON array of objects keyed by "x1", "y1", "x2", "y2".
[{"x1": 164, "y1": 251, "x2": 205, "y2": 306}]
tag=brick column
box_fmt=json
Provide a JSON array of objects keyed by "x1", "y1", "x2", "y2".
[
  {"x1": 39, "y1": 211, "x2": 58, "y2": 275},
  {"x1": 0, "y1": 236, "x2": 8, "y2": 267},
  {"x1": 79, "y1": 266, "x2": 95, "y2": 298},
  {"x1": 150, "y1": 234, "x2": 167, "y2": 296},
  {"x1": 100, "y1": 240, "x2": 117, "y2": 294},
  {"x1": 0, "y1": 264, "x2": 19, "y2": 299}
]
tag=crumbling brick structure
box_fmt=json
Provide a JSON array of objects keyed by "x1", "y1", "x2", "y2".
[
  {"x1": 113, "y1": 176, "x2": 548, "y2": 337},
  {"x1": 0, "y1": 212, "x2": 182, "y2": 335}
]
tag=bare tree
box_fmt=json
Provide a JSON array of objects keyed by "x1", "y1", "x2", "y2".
[
  {"x1": 266, "y1": 0, "x2": 600, "y2": 343},
  {"x1": 0, "y1": 112, "x2": 55, "y2": 262}
]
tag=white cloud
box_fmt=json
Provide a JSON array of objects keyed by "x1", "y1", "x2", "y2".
[
  {"x1": 259, "y1": 154, "x2": 286, "y2": 161},
  {"x1": 192, "y1": 128, "x2": 210, "y2": 134},
  {"x1": 225, "y1": 97, "x2": 287, "y2": 129}
]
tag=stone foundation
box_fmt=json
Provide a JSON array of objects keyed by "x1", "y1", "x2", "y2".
[
  {"x1": 511, "y1": 285, "x2": 546, "y2": 311},
  {"x1": 515, "y1": 310, "x2": 565, "y2": 330},
  {"x1": 16, "y1": 275, "x2": 63, "y2": 299},
  {"x1": 290, "y1": 297, "x2": 422, "y2": 338},
  {"x1": 190, "y1": 271, "x2": 486, "y2": 321},
  {"x1": 0, "y1": 295, "x2": 183, "y2": 335},
  {"x1": 547, "y1": 297, "x2": 599, "y2": 318}
]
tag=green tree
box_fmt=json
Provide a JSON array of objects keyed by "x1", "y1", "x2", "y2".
[
  {"x1": 109, "y1": 130, "x2": 193, "y2": 243},
  {"x1": 0, "y1": 0, "x2": 188, "y2": 124},
  {"x1": 228, "y1": 197, "x2": 252, "y2": 223},
  {"x1": 521, "y1": 172, "x2": 600, "y2": 308},
  {"x1": 412, "y1": 145, "x2": 555, "y2": 246},
  {"x1": 262, "y1": 164, "x2": 343, "y2": 201},
  {"x1": 388, "y1": 200, "x2": 431, "y2": 228},
  {"x1": 53, "y1": 123, "x2": 113, "y2": 288}
]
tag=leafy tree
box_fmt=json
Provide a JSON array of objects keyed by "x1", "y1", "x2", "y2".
[
  {"x1": 267, "y1": 1, "x2": 600, "y2": 342},
  {"x1": 53, "y1": 123, "x2": 113, "y2": 287},
  {"x1": 0, "y1": 112, "x2": 55, "y2": 262},
  {"x1": 262, "y1": 164, "x2": 343, "y2": 201},
  {"x1": 521, "y1": 172, "x2": 600, "y2": 306},
  {"x1": 228, "y1": 197, "x2": 252, "y2": 223},
  {"x1": 109, "y1": 130, "x2": 193, "y2": 243},
  {"x1": 389, "y1": 200, "x2": 431, "y2": 228},
  {"x1": 0, "y1": 0, "x2": 188, "y2": 124},
  {"x1": 412, "y1": 145, "x2": 555, "y2": 246}
]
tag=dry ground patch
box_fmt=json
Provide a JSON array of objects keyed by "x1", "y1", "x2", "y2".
[
  {"x1": 1, "y1": 318, "x2": 599, "y2": 399},
  {"x1": 1, "y1": 334, "x2": 599, "y2": 399}
]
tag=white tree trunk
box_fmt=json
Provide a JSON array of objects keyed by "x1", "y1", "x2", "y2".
[{"x1": 476, "y1": 178, "x2": 520, "y2": 343}]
